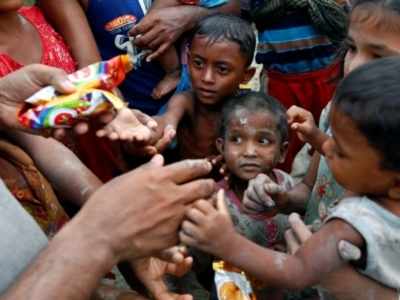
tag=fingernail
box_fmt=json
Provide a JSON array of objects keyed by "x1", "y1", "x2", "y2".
[
  {"x1": 60, "y1": 79, "x2": 75, "y2": 91},
  {"x1": 338, "y1": 240, "x2": 361, "y2": 261}
]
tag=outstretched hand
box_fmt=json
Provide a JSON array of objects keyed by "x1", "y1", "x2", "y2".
[
  {"x1": 73, "y1": 155, "x2": 216, "y2": 263},
  {"x1": 179, "y1": 190, "x2": 236, "y2": 257},
  {"x1": 96, "y1": 108, "x2": 156, "y2": 142},
  {"x1": 242, "y1": 173, "x2": 288, "y2": 215}
]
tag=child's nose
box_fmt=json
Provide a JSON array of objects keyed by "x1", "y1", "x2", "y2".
[
  {"x1": 244, "y1": 142, "x2": 257, "y2": 157},
  {"x1": 202, "y1": 67, "x2": 215, "y2": 83}
]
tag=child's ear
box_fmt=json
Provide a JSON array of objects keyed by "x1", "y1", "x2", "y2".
[
  {"x1": 240, "y1": 67, "x2": 256, "y2": 85},
  {"x1": 216, "y1": 138, "x2": 224, "y2": 155},
  {"x1": 278, "y1": 141, "x2": 289, "y2": 164},
  {"x1": 388, "y1": 176, "x2": 400, "y2": 200}
]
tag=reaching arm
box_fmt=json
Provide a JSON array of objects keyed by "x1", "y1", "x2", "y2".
[
  {"x1": 9, "y1": 131, "x2": 102, "y2": 206},
  {"x1": 220, "y1": 219, "x2": 364, "y2": 290},
  {"x1": 38, "y1": 0, "x2": 101, "y2": 68}
]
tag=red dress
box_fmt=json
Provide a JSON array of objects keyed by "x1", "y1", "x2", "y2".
[{"x1": 0, "y1": 6, "x2": 125, "y2": 182}]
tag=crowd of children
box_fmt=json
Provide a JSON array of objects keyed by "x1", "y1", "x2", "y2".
[{"x1": 1, "y1": 0, "x2": 400, "y2": 299}]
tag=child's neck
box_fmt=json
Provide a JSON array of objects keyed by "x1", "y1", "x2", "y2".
[{"x1": 229, "y1": 176, "x2": 248, "y2": 201}]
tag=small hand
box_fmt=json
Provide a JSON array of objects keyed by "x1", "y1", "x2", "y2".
[
  {"x1": 242, "y1": 174, "x2": 288, "y2": 214},
  {"x1": 96, "y1": 107, "x2": 155, "y2": 142},
  {"x1": 179, "y1": 190, "x2": 235, "y2": 257},
  {"x1": 286, "y1": 106, "x2": 319, "y2": 144}
]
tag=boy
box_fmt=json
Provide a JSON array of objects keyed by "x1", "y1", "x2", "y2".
[{"x1": 155, "y1": 13, "x2": 256, "y2": 160}]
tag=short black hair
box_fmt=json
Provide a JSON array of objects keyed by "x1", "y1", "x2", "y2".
[
  {"x1": 219, "y1": 91, "x2": 288, "y2": 143},
  {"x1": 191, "y1": 13, "x2": 256, "y2": 66},
  {"x1": 333, "y1": 56, "x2": 400, "y2": 172}
]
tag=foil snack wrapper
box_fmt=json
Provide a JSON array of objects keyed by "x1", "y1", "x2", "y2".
[
  {"x1": 213, "y1": 261, "x2": 257, "y2": 300},
  {"x1": 19, "y1": 54, "x2": 133, "y2": 129}
]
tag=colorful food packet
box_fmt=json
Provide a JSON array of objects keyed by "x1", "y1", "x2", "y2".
[
  {"x1": 213, "y1": 260, "x2": 257, "y2": 300},
  {"x1": 19, "y1": 54, "x2": 133, "y2": 129}
]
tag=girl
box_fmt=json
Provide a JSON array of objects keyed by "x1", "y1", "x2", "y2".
[
  {"x1": 180, "y1": 56, "x2": 400, "y2": 295},
  {"x1": 244, "y1": 0, "x2": 400, "y2": 231},
  {"x1": 169, "y1": 91, "x2": 293, "y2": 299}
]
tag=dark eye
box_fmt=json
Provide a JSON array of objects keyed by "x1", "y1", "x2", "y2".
[
  {"x1": 229, "y1": 136, "x2": 242, "y2": 144},
  {"x1": 217, "y1": 65, "x2": 229, "y2": 75},
  {"x1": 192, "y1": 58, "x2": 204, "y2": 69},
  {"x1": 259, "y1": 137, "x2": 270, "y2": 145}
]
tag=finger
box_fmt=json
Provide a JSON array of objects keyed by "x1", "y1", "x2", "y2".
[
  {"x1": 29, "y1": 64, "x2": 76, "y2": 94},
  {"x1": 146, "y1": 43, "x2": 170, "y2": 62},
  {"x1": 338, "y1": 240, "x2": 361, "y2": 261},
  {"x1": 135, "y1": 30, "x2": 161, "y2": 49},
  {"x1": 129, "y1": 22, "x2": 151, "y2": 38},
  {"x1": 133, "y1": 109, "x2": 158, "y2": 129},
  {"x1": 154, "y1": 125, "x2": 176, "y2": 153},
  {"x1": 284, "y1": 229, "x2": 300, "y2": 255},
  {"x1": 181, "y1": 221, "x2": 201, "y2": 239},
  {"x1": 147, "y1": 35, "x2": 165, "y2": 52},
  {"x1": 98, "y1": 112, "x2": 115, "y2": 124},
  {"x1": 242, "y1": 193, "x2": 265, "y2": 213},
  {"x1": 139, "y1": 154, "x2": 164, "y2": 170},
  {"x1": 185, "y1": 206, "x2": 206, "y2": 225},
  {"x1": 73, "y1": 122, "x2": 89, "y2": 135},
  {"x1": 288, "y1": 213, "x2": 312, "y2": 243},
  {"x1": 264, "y1": 182, "x2": 286, "y2": 195},
  {"x1": 161, "y1": 159, "x2": 212, "y2": 184},
  {"x1": 179, "y1": 230, "x2": 198, "y2": 248},
  {"x1": 216, "y1": 190, "x2": 230, "y2": 216},
  {"x1": 192, "y1": 199, "x2": 215, "y2": 214},
  {"x1": 52, "y1": 128, "x2": 66, "y2": 140}
]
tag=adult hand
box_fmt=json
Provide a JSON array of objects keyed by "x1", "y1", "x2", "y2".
[
  {"x1": 242, "y1": 174, "x2": 288, "y2": 214},
  {"x1": 130, "y1": 6, "x2": 194, "y2": 61},
  {"x1": 72, "y1": 154, "x2": 215, "y2": 263},
  {"x1": 132, "y1": 256, "x2": 193, "y2": 300},
  {"x1": 0, "y1": 64, "x2": 76, "y2": 134}
]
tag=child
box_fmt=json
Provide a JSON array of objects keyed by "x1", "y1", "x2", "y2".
[
  {"x1": 169, "y1": 91, "x2": 293, "y2": 299},
  {"x1": 155, "y1": 13, "x2": 256, "y2": 160},
  {"x1": 250, "y1": 0, "x2": 348, "y2": 171},
  {"x1": 244, "y1": 0, "x2": 400, "y2": 230},
  {"x1": 180, "y1": 56, "x2": 400, "y2": 294}
]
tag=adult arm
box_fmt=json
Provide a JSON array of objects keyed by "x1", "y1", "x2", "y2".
[
  {"x1": 130, "y1": 0, "x2": 240, "y2": 60},
  {"x1": 9, "y1": 131, "x2": 102, "y2": 206},
  {"x1": 38, "y1": 0, "x2": 101, "y2": 67},
  {"x1": 2, "y1": 156, "x2": 215, "y2": 300}
]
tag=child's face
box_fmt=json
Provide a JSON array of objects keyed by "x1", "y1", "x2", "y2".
[
  {"x1": 344, "y1": 9, "x2": 400, "y2": 76},
  {"x1": 188, "y1": 36, "x2": 254, "y2": 106},
  {"x1": 0, "y1": 0, "x2": 23, "y2": 12},
  {"x1": 322, "y1": 107, "x2": 396, "y2": 196},
  {"x1": 217, "y1": 110, "x2": 287, "y2": 181}
]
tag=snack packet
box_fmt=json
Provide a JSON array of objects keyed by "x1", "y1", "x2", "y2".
[
  {"x1": 19, "y1": 54, "x2": 133, "y2": 129},
  {"x1": 213, "y1": 261, "x2": 257, "y2": 300}
]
